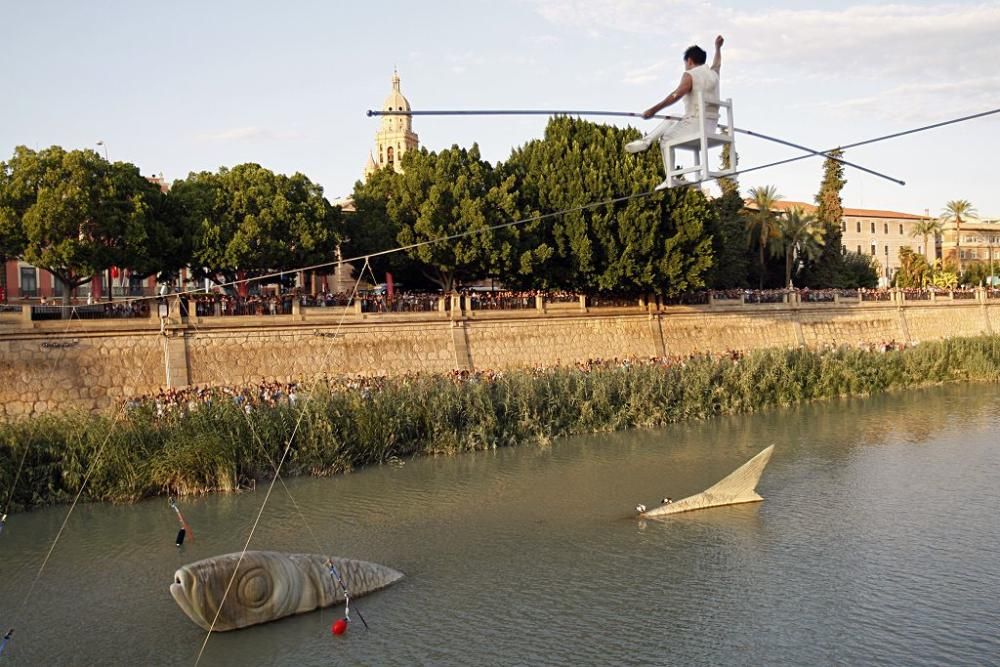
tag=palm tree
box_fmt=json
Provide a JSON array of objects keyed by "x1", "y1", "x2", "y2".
[
  {"x1": 770, "y1": 206, "x2": 825, "y2": 287},
  {"x1": 941, "y1": 200, "x2": 977, "y2": 273},
  {"x1": 910, "y1": 217, "x2": 943, "y2": 263},
  {"x1": 746, "y1": 185, "x2": 783, "y2": 289}
]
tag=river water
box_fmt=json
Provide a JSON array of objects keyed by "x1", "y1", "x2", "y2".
[{"x1": 1, "y1": 383, "x2": 999, "y2": 665}]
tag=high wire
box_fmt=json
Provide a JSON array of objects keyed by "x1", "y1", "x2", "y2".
[{"x1": 367, "y1": 107, "x2": 905, "y2": 185}]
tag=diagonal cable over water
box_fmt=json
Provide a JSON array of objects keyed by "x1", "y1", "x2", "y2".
[{"x1": 193, "y1": 259, "x2": 373, "y2": 665}]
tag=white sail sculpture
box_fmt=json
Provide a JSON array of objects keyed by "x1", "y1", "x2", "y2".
[{"x1": 638, "y1": 445, "x2": 775, "y2": 518}]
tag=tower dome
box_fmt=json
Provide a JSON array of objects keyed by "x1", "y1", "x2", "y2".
[
  {"x1": 365, "y1": 68, "x2": 419, "y2": 179},
  {"x1": 381, "y1": 69, "x2": 412, "y2": 133}
]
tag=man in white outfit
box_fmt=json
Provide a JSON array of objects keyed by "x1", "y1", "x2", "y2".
[{"x1": 626, "y1": 36, "x2": 724, "y2": 190}]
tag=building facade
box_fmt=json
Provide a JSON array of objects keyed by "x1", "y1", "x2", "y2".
[
  {"x1": 762, "y1": 201, "x2": 932, "y2": 281},
  {"x1": 940, "y1": 216, "x2": 1000, "y2": 270}
]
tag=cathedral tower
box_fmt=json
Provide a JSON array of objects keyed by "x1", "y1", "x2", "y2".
[{"x1": 365, "y1": 69, "x2": 419, "y2": 179}]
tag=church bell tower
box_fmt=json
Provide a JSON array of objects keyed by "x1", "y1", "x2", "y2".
[{"x1": 365, "y1": 68, "x2": 419, "y2": 179}]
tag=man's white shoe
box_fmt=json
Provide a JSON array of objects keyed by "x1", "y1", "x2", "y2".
[
  {"x1": 654, "y1": 177, "x2": 687, "y2": 192},
  {"x1": 625, "y1": 139, "x2": 651, "y2": 154}
]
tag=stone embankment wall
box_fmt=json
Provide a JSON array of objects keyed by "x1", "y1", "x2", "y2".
[{"x1": 1, "y1": 295, "x2": 995, "y2": 417}]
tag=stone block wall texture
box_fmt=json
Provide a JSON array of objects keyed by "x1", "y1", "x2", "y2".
[{"x1": 2, "y1": 302, "x2": 999, "y2": 418}]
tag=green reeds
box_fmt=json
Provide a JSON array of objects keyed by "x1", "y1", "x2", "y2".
[{"x1": 3, "y1": 335, "x2": 1000, "y2": 510}]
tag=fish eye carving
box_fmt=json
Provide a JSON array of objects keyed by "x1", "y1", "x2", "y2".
[{"x1": 237, "y1": 567, "x2": 273, "y2": 609}]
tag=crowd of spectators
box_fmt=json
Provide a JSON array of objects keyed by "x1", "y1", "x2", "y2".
[{"x1": 21, "y1": 285, "x2": 993, "y2": 322}]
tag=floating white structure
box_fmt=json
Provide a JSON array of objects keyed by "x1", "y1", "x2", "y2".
[{"x1": 638, "y1": 445, "x2": 774, "y2": 518}]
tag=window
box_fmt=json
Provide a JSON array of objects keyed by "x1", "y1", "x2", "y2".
[
  {"x1": 52, "y1": 276, "x2": 65, "y2": 297},
  {"x1": 19, "y1": 267, "x2": 37, "y2": 297},
  {"x1": 884, "y1": 245, "x2": 889, "y2": 256},
  {"x1": 386, "y1": 146, "x2": 394, "y2": 167},
  {"x1": 856, "y1": 221, "x2": 861, "y2": 233},
  {"x1": 918, "y1": 245, "x2": 923, "y2": 255},
  {"x1": 871, "y1": 222, "x2": 876, "y2": 234},
  {"x1": 841, "y1": 221, "x2": 846, "y2": 232},
  {"x1": 884, "y1": 223, "x2": 889, "y2": 234},
  {"x1": 857, "y1": 245, "x2": 862, "y2": 254},
  {"x1": 871, "y1": 244, "x2": 876, "y2": 256},
  {"x1": 899, "y1": 224, "x2": 904, "y2": 235}
]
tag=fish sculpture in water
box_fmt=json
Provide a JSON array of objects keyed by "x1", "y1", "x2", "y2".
[
  {"x1": 170, "y1": 551, "x2": 403, "y2": 631},
  {"x1": 638, "y1": 445, "x2": 775, "y2": 518}
]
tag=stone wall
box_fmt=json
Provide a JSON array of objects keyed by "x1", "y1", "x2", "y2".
[{"x1": 1, "y1": 298, "x2": 997, "y2": 418}]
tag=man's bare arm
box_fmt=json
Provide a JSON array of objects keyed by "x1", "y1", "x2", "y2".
[
  {"x1": 642, "y1": 73, "x2": 693, "y2": 118},
  {"x1": 711, "y1": 35, "x2": 724, "y2": 73}
]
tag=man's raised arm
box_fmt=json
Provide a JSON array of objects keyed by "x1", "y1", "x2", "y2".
[{"x1": 711, "y1": 35, "x2": 724, "y2": 73}]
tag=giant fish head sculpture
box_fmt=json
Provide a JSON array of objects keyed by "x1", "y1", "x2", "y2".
[{"x1": 170, "y1": 551, "x2": 403, "y2": 631}]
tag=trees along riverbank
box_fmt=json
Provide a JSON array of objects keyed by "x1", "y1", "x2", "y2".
[{"x1": 3, "y1": 335, "x2": 1000, "y2": 510}]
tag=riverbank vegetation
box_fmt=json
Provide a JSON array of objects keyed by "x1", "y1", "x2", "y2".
[{"x1": 3, "y1": 335, "x2": 1000, "y2": 510}]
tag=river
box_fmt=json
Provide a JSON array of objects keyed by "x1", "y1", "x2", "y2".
[{"x1": 1, "y1": 383, "x2": 999, "y2": 665}]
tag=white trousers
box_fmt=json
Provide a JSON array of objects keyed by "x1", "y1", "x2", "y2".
[{"x1": 643, "y1": 116, "x2": 717, "y2": 175}]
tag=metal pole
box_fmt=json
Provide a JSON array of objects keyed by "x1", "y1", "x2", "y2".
[{"x1": 368, "y1": 108, "x2": 904, "y2": 185}]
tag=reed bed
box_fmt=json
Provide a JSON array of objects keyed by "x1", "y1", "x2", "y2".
[{"x1": 3, "y1": 335, "x2": 1000, "y2": 510}]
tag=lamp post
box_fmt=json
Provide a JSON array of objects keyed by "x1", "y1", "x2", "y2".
[{"x1": 96, "y1": 141, "x2": 112, "y2": 300}]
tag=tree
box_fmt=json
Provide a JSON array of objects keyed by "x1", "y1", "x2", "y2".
[
  {"x1": 746, "y1": 185, "x2": 782, "y2": 289},
  {"x1": 0, "y1": 146, "x2": 172, "y2": 311},
  {"x1": 499, "y1": 117, "x2": 713, "y2": 295},
  {"x1": 840, "y1": 250, "x2": 879, "y2": 288},
  {"x1": 801, "y1": 149, "x2": 847, "y2": 286},
  {"x1": 770, "y1": 206, "x2": 824, "y2": 287},
  {"x1": 910, "y1": 217, "x2": 943, "y2": 263},
  {"x1": 348, "y1": 166, "x2": 428, "y2": 289},
  {"x1": 894, "y1": 246, "x2": 933, "y2": 287},
  {"x1": 703, "y1": 187, "x2": 750, "y2": 288},
  {"x1": 0, "y1": 156, "x2": 29, "y2": 302},
  {"x1": 172, "y1": 164, "x2": 341, "y2": 291},
  {"x1": 385, "y1": 144, "x2": 515, "y2": 292},
  {"x1": 941, "y1": 199, "x2": 977, "y2": 274}
]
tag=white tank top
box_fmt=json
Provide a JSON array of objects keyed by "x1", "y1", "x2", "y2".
[{"x1": 684, "y1": 65, "x2": 720, "y2": 120}]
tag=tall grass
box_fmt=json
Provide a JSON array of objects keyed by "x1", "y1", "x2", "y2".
[{"x1": 3, "y1": 335, "x2": 1000, "y2": 510}]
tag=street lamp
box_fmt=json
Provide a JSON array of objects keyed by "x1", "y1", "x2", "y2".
[{"x1": 96, "y1": 141, "x2": 112, "y2": 300}]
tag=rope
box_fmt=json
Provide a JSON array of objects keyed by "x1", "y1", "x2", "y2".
[
  {"x1": 194, "y1": 259, "x2": 372, "y2": 665},
  {"x1": 367, "y1": 107, "x2": 904, "y2": 185},
  {"x1": 19, "y1": 401, "x2": 130, "y2": 610},
  {"x1": 1, "y1": 446, "x2": 29, "y2": 533}
]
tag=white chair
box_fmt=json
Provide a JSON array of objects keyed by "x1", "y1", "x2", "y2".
[{"x1": 660, "y1": 93, "x2": 736, "y2": 188}]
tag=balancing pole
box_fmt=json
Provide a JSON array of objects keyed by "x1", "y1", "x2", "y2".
[{"x1": 367, "y1": 108, "x2": 904, "y2": 185}]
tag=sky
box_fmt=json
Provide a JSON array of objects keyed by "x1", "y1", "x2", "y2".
[{"x1": 2, "y1": 0, "x2": 998, "y2": 217}]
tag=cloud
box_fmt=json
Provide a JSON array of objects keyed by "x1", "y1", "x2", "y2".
[
  {"x1": 623, "y1": 61, "x2": 668, "y2": 85},
  {"x1": 196, "y1": 126, "x2": 301, "y2": 142},
  {"x1": 825, "y1": 76, "x2": 1000, "y2": 122},
  {"x1": 526, "y1": 1, "x2": 1000, "y2": 112}
]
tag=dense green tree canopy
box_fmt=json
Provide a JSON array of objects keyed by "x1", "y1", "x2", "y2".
[
  {"x1": 499, "y1": 117, "x2": 713, "y2": 295},
  {"x1": 172, "y1": 163, "x2": 341, "y2": 286},
  {"x1": 801, "y1": 149, "x2": 848, "y2": 286},
  {"x1": 0, "y1": 145, "x2": 175, "y2": 302},
  {"x1": 387, "y1": 144, "x2": 516, "y2": 291}
]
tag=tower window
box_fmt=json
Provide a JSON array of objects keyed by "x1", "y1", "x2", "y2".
[
  {"x1": 871, "y1": 222, "x2": 875, "y2": 234},
  {"x1": 856, "y1": 221, "x2": 861, "y2": 233}
]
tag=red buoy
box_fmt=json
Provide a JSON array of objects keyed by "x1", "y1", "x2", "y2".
[{"x1": 331, "y1": 618, "x2": 348, "y2": 636}]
